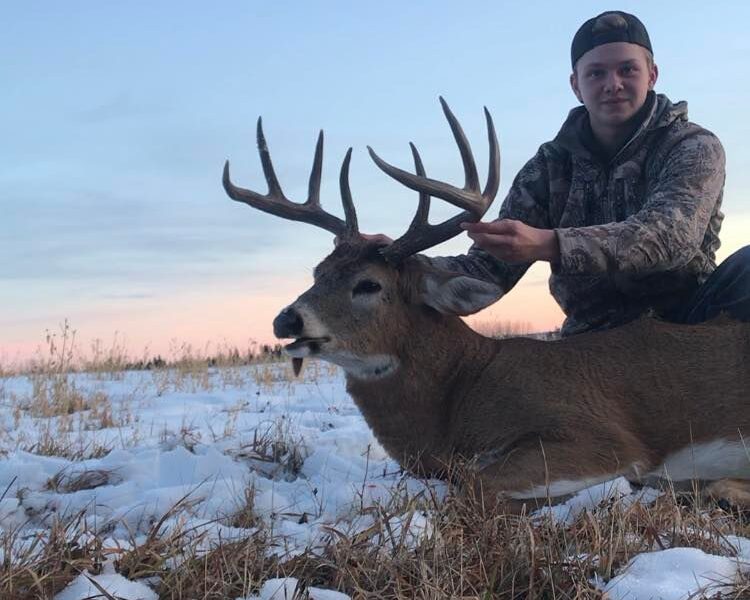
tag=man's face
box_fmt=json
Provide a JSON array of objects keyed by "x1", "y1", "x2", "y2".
[{"x1": 570, "y1": 42, "x2": 658, "y2": 130}]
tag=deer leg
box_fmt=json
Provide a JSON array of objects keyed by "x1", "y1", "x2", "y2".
[
  {"x1": 470, "y1": 440, "x2": 642, "y2": 514},
  {"x1": 703, "y1": 479, "x2": 750, "y2": 511}
]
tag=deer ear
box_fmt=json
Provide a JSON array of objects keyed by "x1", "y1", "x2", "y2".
[{"x1": 405, "y1": 261, "x2": 503, "y2": 316}]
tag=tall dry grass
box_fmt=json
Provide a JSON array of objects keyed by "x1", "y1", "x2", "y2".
[
  {"x1": 3, "y1": 319, "x2": 286, "y2": 378},
  {"x1": 1, "y1": 476, "x2": 747, "y2": 599}
]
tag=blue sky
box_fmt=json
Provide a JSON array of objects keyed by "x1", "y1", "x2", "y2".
[{"x1": 2, "y1": 1, "x2": 749, "y2": 360}]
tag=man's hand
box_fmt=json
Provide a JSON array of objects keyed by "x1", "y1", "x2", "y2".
[{"x1": 461, "y1": 219, "x2": 560, "y2": 264}]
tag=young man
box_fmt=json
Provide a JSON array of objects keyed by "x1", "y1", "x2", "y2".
[{"x1": 428, "y1": 10, "x2": 749, "y2": 336}]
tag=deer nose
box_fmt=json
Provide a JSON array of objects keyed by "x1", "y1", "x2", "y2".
[{"x1": 273, "y1": 307, "x2": 303, "y2": 338}]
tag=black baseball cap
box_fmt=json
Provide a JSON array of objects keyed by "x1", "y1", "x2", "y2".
[{"x1": 571, "y1": 11, "x2": 653, "y2": 68}]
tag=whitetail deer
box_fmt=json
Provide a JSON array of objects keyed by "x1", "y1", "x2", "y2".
[{"x1": 223, "y1": 99, "x2": 750, "y2": 511}]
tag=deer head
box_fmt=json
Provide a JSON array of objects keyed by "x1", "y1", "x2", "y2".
[{"x1": 223, "y1": 99, "x2": 503, "y2": 378}]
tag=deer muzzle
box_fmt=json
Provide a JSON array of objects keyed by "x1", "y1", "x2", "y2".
[{"x1": 273, "y1": 307, "x2": 304, "y2": 338}]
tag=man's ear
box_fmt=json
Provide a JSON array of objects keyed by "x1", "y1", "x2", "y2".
[
  {"x1": 403, "y1": 259, "x2": 504, "y2": 316},
  {"x1": 649, "y1": 62, "x2": 659, "y2": 90},
  {"x1": 570, "y1": 71, "x2": 583, "y2": 103}
]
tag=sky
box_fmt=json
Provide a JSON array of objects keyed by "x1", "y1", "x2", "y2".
[{"x1": 2, "y1": 1, "x2": 749, "y2": 362}]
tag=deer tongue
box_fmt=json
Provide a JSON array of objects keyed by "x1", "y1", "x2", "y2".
[
  {"x1": 284, "y1": 337, "x2": 329, "y2": 356},
  {"x1": 292, "y1": 357, "x2": 304, "y2": 377}
]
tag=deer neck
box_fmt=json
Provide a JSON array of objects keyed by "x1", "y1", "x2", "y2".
[{"x1": 342, "y1": 311, "x2": 496, "y2": 475}]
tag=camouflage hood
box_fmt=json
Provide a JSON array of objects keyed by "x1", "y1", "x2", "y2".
[{"x1": 553, "y1": 92, "x2": 688, "y2": 163}]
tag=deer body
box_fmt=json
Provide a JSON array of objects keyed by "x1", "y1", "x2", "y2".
[
  {"x1": 341, "y1": 297, "x2": 750, "y2": 502},
  {"x1": 223, "y1": 100, "x2": 750, "y2": 509}
]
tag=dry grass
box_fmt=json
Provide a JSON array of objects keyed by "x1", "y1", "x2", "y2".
[
  {"x1": 19, "y1": 423, "x2": 114, "y2": 461},
  {"x1": 3, "y1": 320, "x2": 285, "y2": 379},
  {"x1": 115, "y1": 491, "x2": 208, "y2": 582},
  {"x1": 3, "y1": 480, "x2": 745, "y2": 599},
  {"x1": 148, "y1": 488, "x2": 750, "y2": 599},
  {"x1": 0, "y1": 512, "x2": 105, "y2": 600},
  {"x1": 0, "y1": 442, "x2": 748, "y2": 599},
  {"x1": 45, "y1": 468, "x2": 122, "y2": 494},
  {"x1": 228, "y1": 417, "x2": 308, "y2": 480}
]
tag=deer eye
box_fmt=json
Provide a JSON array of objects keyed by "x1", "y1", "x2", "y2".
[{"x1": 352, "y1": 280, "x2": 382, "y2": 296}]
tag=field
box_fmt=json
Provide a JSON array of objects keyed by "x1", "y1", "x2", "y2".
[{"x1": 0, "y1": 326, "x2": 749, "y2": 599}]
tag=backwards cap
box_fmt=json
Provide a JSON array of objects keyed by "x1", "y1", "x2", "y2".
[{"x1": 571, "y1": 11, "x2": 652, "y2": 69}]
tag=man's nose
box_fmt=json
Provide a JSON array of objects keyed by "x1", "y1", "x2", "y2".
[{"x1": 603, "y1": 72, "x2": 623, "y2": 93}]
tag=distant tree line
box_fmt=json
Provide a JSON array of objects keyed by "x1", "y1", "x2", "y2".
[{"x1": 120, "y1": 343, "x2": 285, "y2": 371}]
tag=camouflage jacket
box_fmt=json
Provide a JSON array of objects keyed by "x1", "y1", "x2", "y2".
[{"x1": 428, "y1": 92, "x2": 726, "y2": 336}]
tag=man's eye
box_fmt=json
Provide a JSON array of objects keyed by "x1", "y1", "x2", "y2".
[{"x1": 353, "y1": 280, "x2": 382, "y2": 295}]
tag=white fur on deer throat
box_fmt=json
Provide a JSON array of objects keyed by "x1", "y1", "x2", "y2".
[{"x1": 324, "y1": 351, "x2": 400, "y2": 381}]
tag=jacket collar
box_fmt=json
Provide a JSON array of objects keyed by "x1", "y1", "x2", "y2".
[{"x1": 553, "y1": 92, "x2": 688, "y2": 163}]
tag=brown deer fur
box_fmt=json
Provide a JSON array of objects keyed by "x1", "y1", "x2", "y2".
[{"x1": 282, "y1": 242, "x2": 750, "y2": 510}]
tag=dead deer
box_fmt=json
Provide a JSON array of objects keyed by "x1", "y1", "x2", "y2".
[{"x1": 223, "y1": 99, "x2": 750, "y2": 512}]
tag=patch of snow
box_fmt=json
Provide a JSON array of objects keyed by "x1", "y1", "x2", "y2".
[
  {"x1": 534, "y1": 477, "x2": 662, "y2": 525},
  {"x1": 307, "y1": 588, "x2": 351, "y2": 600},
  {"x1": 371, "y1": 511, "x2": 433, "y2": 549},
  {"x1": 601, "y1": 547, "x2": 748, "y2": 600},
  {"x1": 56, "y1": 570, "x2": 157, "y2": 600},
  {"x1": 239, "y1": 577, "x2": 299, "y2": 599},
  {"x1": 235, "y1": 577, "x2": 352, "y2": 600}
]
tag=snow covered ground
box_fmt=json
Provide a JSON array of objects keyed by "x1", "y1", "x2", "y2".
[{"x1": 0, "y1": 360, "x2": 748, "y2": 599}]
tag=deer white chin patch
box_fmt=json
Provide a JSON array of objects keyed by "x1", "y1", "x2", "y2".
[
  {"x1": 285, "y1": 344, "x2": 312, "y2": 359},
  {"x1": 325, "y1": 352, "x2": 400, "y2": 381}
]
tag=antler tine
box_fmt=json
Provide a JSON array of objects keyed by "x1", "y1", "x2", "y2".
[
  {"x1": 367, "y1": 99, "x2": 498, "y2": 218},
  {"x1": 380, "y1": 143, "x2": 439, "y2": 262},
  {"x1": 223, "y1": 118, "x2": 359, "y2": 238},
  {"x1": 407, "y1": 142, "x2": 430, "y2": 229},
  {"x1": 439, "y1": 96, "x2": 480, "y2": 193},
  {"x1": 367, "y1": 147, "x2": 479, "y2": 215},
  {"x1": 382, "y1": 142, "x2": 480, "y2": 263},
  {"x1": 256, "y1": 117, "x2": 285, "y2": 199},
  {"x1": 305, "y1": 129, "x2": 324, "y2": 208},
  {"x1": 375, "y1": 100, "x2": 501, "y2": 262},
  {"x1": 339, "y1": 147, "x2": 360, "y2": 240},
  {"x1": 482, "y1": 106, "x2": 501, "y2": 200}
]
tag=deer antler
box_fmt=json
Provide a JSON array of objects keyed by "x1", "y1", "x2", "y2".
[
  {"x1": 223, "y1": 118, "x2": 360, "y2": 241},
  {"x1": 368, "y1": 97, "x2": 500, "y2": 262}
]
